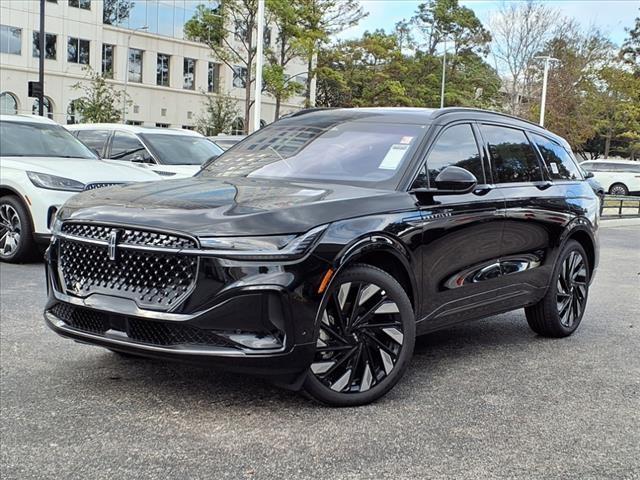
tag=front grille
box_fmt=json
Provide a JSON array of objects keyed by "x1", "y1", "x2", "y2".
[
  {"x1": 61, "y1": 223, "x2": 197, "y2": 249},
  {"x1": 50, "y1": 303, "x2": 234, "y2": 348},
  {"x1": 58, "y1": 223, "x2": 198, "y2": 310},
  {"x1": 83, "y1": 182, "x2": 122, "y2": 191}
]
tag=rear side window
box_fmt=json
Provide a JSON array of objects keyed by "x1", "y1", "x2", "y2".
[
  {"x1": 76, "y1": 130, "x2": 110, "y2": 155},
  {"x1": 531, "y1": 133, "x2": 581, "y2": 180},
  {"x1": 481, "y1": 125, "x2": 542, "y2": 183},
  {"x1": 108, "y1": 131, "x2": 147, "y2": 161},
  {"x1": 412, "y1": 123, "x2": 484, "y2": 189}
]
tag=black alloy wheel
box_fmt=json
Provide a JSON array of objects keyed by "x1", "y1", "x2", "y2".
[
  {"x1": 609, "y1": 183, "x2": 629, "y2": 196},
  {"x1": 304, "y1": 264, "x2": 415, "y2": 406},
  {"x1": 525, "y1": 240, "x2": 590, "y2": 337},
  {"x1": 0, "y1": 196, "x2": 35, "y2": 263}
]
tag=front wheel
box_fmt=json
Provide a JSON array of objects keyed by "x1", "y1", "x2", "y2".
[
  {"x1": 0, "y1": 196, "x2": 36, "y2": 263},
  {"x1": 609, "y1": 183, "x2": 628, "y2": 196},
  {"x1": 303, "y1": 264, "x2": 415, "y2": 407},
  {"x1": 525, "y1": 240, "x2": 590, "y2": 337}
]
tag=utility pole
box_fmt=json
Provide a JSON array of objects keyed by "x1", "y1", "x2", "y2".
[
  {"x1": 535, "y1": 55, "x2": 559, "y2": 127},
  {"x1": 38, "y1": 0, "x2": 45, "y2": 116},
  {"x1": 252, "y1": 0, "x2": 265, "y2": 133},
  {"x1": 440, "y1": 35, "x2": 446, "y2": 109}
]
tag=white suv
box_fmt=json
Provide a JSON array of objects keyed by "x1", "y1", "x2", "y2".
[
  {"x1": 67, "y1": 124, "x2": 223, "y2": 178},
  {"x1": 0, "y1": 115, "x2": 161, "y2": 263},
  {"x1": 580, "y1": 159, "x2": 640, "y2": 196}
]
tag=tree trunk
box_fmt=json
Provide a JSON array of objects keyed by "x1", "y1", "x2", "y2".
[
  {"x1": 305, "y1": 54, "x2": 313, "y2": 108},
  {"x1": 274, "y1": 96, "x2": 281, "y2": 121},
  {"x1": 604, "y1": 129, "x2": 612, "y2": 159}
]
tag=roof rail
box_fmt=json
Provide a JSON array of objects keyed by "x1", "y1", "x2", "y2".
[
  {"x1": 283, "y1": 107, "x2": 337, "y2": 119},
  {"x1": 432, "y1": 107, "x2": 543, "y2": 129}
]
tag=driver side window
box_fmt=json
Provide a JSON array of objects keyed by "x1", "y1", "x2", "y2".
[
  {"x1": 108, "y1": 131, "x2": 149, "y2": 162},
  {"x1": 412, "y1": 123, "x2": 484, "y2": 189}
]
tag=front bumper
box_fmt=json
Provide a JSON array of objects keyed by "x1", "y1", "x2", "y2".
[{"x1": 43, "y1": 239, "x2": 326, "y2": 377}]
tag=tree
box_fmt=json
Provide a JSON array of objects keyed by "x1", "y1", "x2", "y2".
[
  {"x1": 185, "y1": 0, "x2": 258, "y2": 134},
  {"x1": 296, "y1": 0, "x2": 367, "y2": 106},
  {"x1": 264, "y1": 0, "x2": 306, "y2": 120},
  {"x1": 620, "y1": 14, "x2": 640, "y2": 75},
  {"x1": 71, "y1": 67, "x2": 127, "y2": 123},
  {"x1": 490, "y1": 0, "x2": 557, "y2": 115},
  {"x1": 195, "y1": 93, "x2": 240, "y2": 136}
]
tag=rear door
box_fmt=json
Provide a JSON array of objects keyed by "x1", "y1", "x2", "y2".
[
  {"x1": 478, "y1": 123, "x2": 581, "y2": 307},
  {"x1": 410, "y1": 122, "x2": 506, "y2": 332}
]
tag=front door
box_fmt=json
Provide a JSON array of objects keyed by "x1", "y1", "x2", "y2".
[{"x1": 411, "y1": 122, "x2": 506, "y2": 334}]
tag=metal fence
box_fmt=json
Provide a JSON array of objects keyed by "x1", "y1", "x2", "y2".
[{"x1": 602, "y1": 195, "x2": 640, "y2": 218}]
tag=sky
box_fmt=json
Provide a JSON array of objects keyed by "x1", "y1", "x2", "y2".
[{"x1": 337, "y1": 0, "x2": 639, "y2": 47}]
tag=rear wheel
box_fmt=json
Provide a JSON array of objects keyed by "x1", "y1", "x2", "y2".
[
  {"x1": 609, "y1": 183, "x2": 628, "y2": 196},
  {"x1": 303, "y1": 264, "x2": 415, "y2": 406},
  {"x1": 0, "y1": 196, "x2": 36, "y2": 263},
  {"x1": 525, "y1": 240, "x2": 589, "y2": 337}
]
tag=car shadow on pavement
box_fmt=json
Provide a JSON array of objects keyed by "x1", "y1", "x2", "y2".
[{"x1": 64, "y1": 311, "x2": 544, "y2": 409}]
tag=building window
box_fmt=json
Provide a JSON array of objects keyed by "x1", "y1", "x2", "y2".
[
  {"x1": 68, "y1": 0, "x2": 91, "y2": 10},
  {"x1": 0, "y1": 92, "x2": 19, "y2": 114},
  {"x1": 182, "y1": 125, "x2": 195, "y2": 130},
  {"x1": 127, "y1": 48, "x2": 143, "y2": 83},
  {"x1": 0, "y1": 25, "x2": 22, "y2": 55},
  {"x1": 32, "y1": 97, "x2": 54, "y2": 120},
  {"x1": 231, "y1": 117, "x2": 244, "y2": 135},
  {"x1": 66, "y1": 99, "x2": 83, "y2": 124},
  {"x1": 183, "y1": 57, "x2": 195, "y2": 90},
  {"x1": 157, "y1": 53, "x2": 170, "y2": 87},
  {"x1": 263, "y1": 27, "x2": 271, "y2": 47},
  {"x1": 32, "y1": 31, "x2": 57, "y2": 59},
  {"x1": 234, "y1": 20, "x2": 247, "y2": 41},
  {"x1": 232, "y1": 66, "x2": 247, "y2": 88},
  {"x1": 155, "y1": 123, "x2": 169, "y2": 128},
  {"x1": 207, "y1": 62, "x2": 220, "y2": 93},
  {"x1": 102, "y1": 43, "x2": 114, "y2": 78},
  {"x1": 67, "y1": 37, "x2": 90, "y2": 64}
]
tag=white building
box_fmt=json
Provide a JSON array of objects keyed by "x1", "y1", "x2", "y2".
[{"x1": 0, "y1": 0, "x2": 312, "y2": 131}]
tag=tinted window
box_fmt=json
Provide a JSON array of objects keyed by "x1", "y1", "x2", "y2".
[
  {"x1": 482, "y1": 125, "x2": 542, "y2": 183},
  {"x1": 413, "y1": 124, "x2": 484, "y2": 189},
  {"x1": 201, "y1": 122, "x2": 425, "y2": 187},
  {"x1": 108, "y1": 131, "x2": 148, "y2": 161},
  {"x1": 76, "y1": 130, "x2": 110, "y2": 154},
  {"x1": 531, "y1": 133, "x2": 581, "y2": 180}
]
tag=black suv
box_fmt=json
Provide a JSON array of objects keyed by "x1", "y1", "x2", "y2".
[{"x1": 44, "y1": 108, "x2": 599, "y2": 406}]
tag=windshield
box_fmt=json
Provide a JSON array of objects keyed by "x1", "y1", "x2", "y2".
[
  {"x1": 199, "y1": 121, "x2": 426, "y2": 186},
  {"x1": 0, "y1": 121, "x2": 96, "y2": 159},
  {"x1": 141, "y1": 133, "x2": 224, "y2": 165}
]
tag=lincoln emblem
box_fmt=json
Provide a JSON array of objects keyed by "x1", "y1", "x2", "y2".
[{"x1": 108, "y1": 229, "x2": 119, "y2": 261}]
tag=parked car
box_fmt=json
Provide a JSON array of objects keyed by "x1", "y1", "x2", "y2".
[
  {"x1": 208, "y1": 135, "x2": 246, "y2": 150},
  {"x1": 0, "y1": 115, "x2": 161, "y2": 263},
  {"x1": 580, "y1": 159, "x2": 640, "y2": 196},
  {"x1": 67, "y1": 124, "x2": 224, "y2": 178},
  {"x1": 44, "y1": 108, "x2": 599, "y2": 406}
]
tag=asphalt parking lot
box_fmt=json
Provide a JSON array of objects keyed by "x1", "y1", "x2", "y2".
[{"x1": 1, "y1": 221, "x2": 639, "y2": 480}]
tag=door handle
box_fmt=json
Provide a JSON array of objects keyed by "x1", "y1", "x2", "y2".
[
  {"x1": 535, "y1": 181, "x2": 553, "y2": 190},
  {"x1": 473, "y1": 184, "x2": 495, "y2": 196}
]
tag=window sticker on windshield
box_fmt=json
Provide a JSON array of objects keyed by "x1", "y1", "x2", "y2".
[
  {"x1": 379, "y1": 144, "x2": 410, "y2": 170},
  {"x1": 550, "y1": 162, "x2": 559, "y2": 174},
  {"x1": 400, "y1": 136, "x2": 414, "y2": 144}
]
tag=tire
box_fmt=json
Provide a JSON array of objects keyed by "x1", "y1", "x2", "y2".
[
  {"x1": 0, "y1": 195, "x2": 36, "y2": 263},
  {"x1": 525, "y1": 240, "x2": 590, "y2": 338},
  {"x1": 609, "y1": 183, "x2": 628, "y2": 196},
  {"x1": 303, "y1": 264, "x2": 416, "y2": 407}
]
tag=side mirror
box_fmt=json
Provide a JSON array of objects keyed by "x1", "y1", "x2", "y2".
[
  {"x1": 131, "y1": 154, "x2": 152, "y2": 164},
  {"x1": 410, "y1": 166, "x2": 478, "y2": 202},
  {"x1": 584, "y1": 171, "x2": 594, "y2": 179}
]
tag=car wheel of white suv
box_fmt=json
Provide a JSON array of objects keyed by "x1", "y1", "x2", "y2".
[
  {"x1": 0, "y1": 196, "x2": 36, "y2": 263},
  {"x1": 608, "y1": 183, "x2": 629, "y2": 196}
]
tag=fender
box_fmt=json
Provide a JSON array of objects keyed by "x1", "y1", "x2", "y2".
[
  {"x1": 312, "y1": 233, "x2": 419, "y2": 332},
  {"x1": 0, "y1": 184, "x2": 37, "y2": 228}
]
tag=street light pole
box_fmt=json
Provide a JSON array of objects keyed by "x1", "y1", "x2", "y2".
[
  {"x1": 535, "y1": 55, "x2": 559, "y2": 127},
  {"x1": 122, "y1": 26, "x2": 148, "y2": 124},
  {"x1": 253, "y1": 0, "x2": 265, "y2": 133},
  {"x1": 38, "y1": 0, "x2": 45, "y2": 116},
  {"x1": 440, "y1": 35, "x2": 446, "y2": 109}
]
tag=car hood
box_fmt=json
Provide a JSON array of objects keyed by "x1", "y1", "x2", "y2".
[
  {"x1": 59, "y1": 176, "x2": 416, "y2": 236},
  {"x1": 3, "y1": 157, "x2": 161, "y2": 183}
]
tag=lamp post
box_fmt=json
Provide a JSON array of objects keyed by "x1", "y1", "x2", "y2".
[
  {"x1": 434, "y1": 29, "x2": 452, "y2": 109},
  {"x1": 252, "y1": 0, "x2": 265, "y2": 133},
  {"x1": 122, "y1": 25, "x2": 148, "y2": 124},
  {"x1": 534, "y1": 55, "x2": 559, "y2": 127}
]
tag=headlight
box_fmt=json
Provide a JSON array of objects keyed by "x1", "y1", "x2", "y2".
[
  {"x1": 26, "y1": 171, "x2": 85, "y2": 192},
  {"x1": 198, "y1": 224, "x2": 327, "y2": 260}
]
